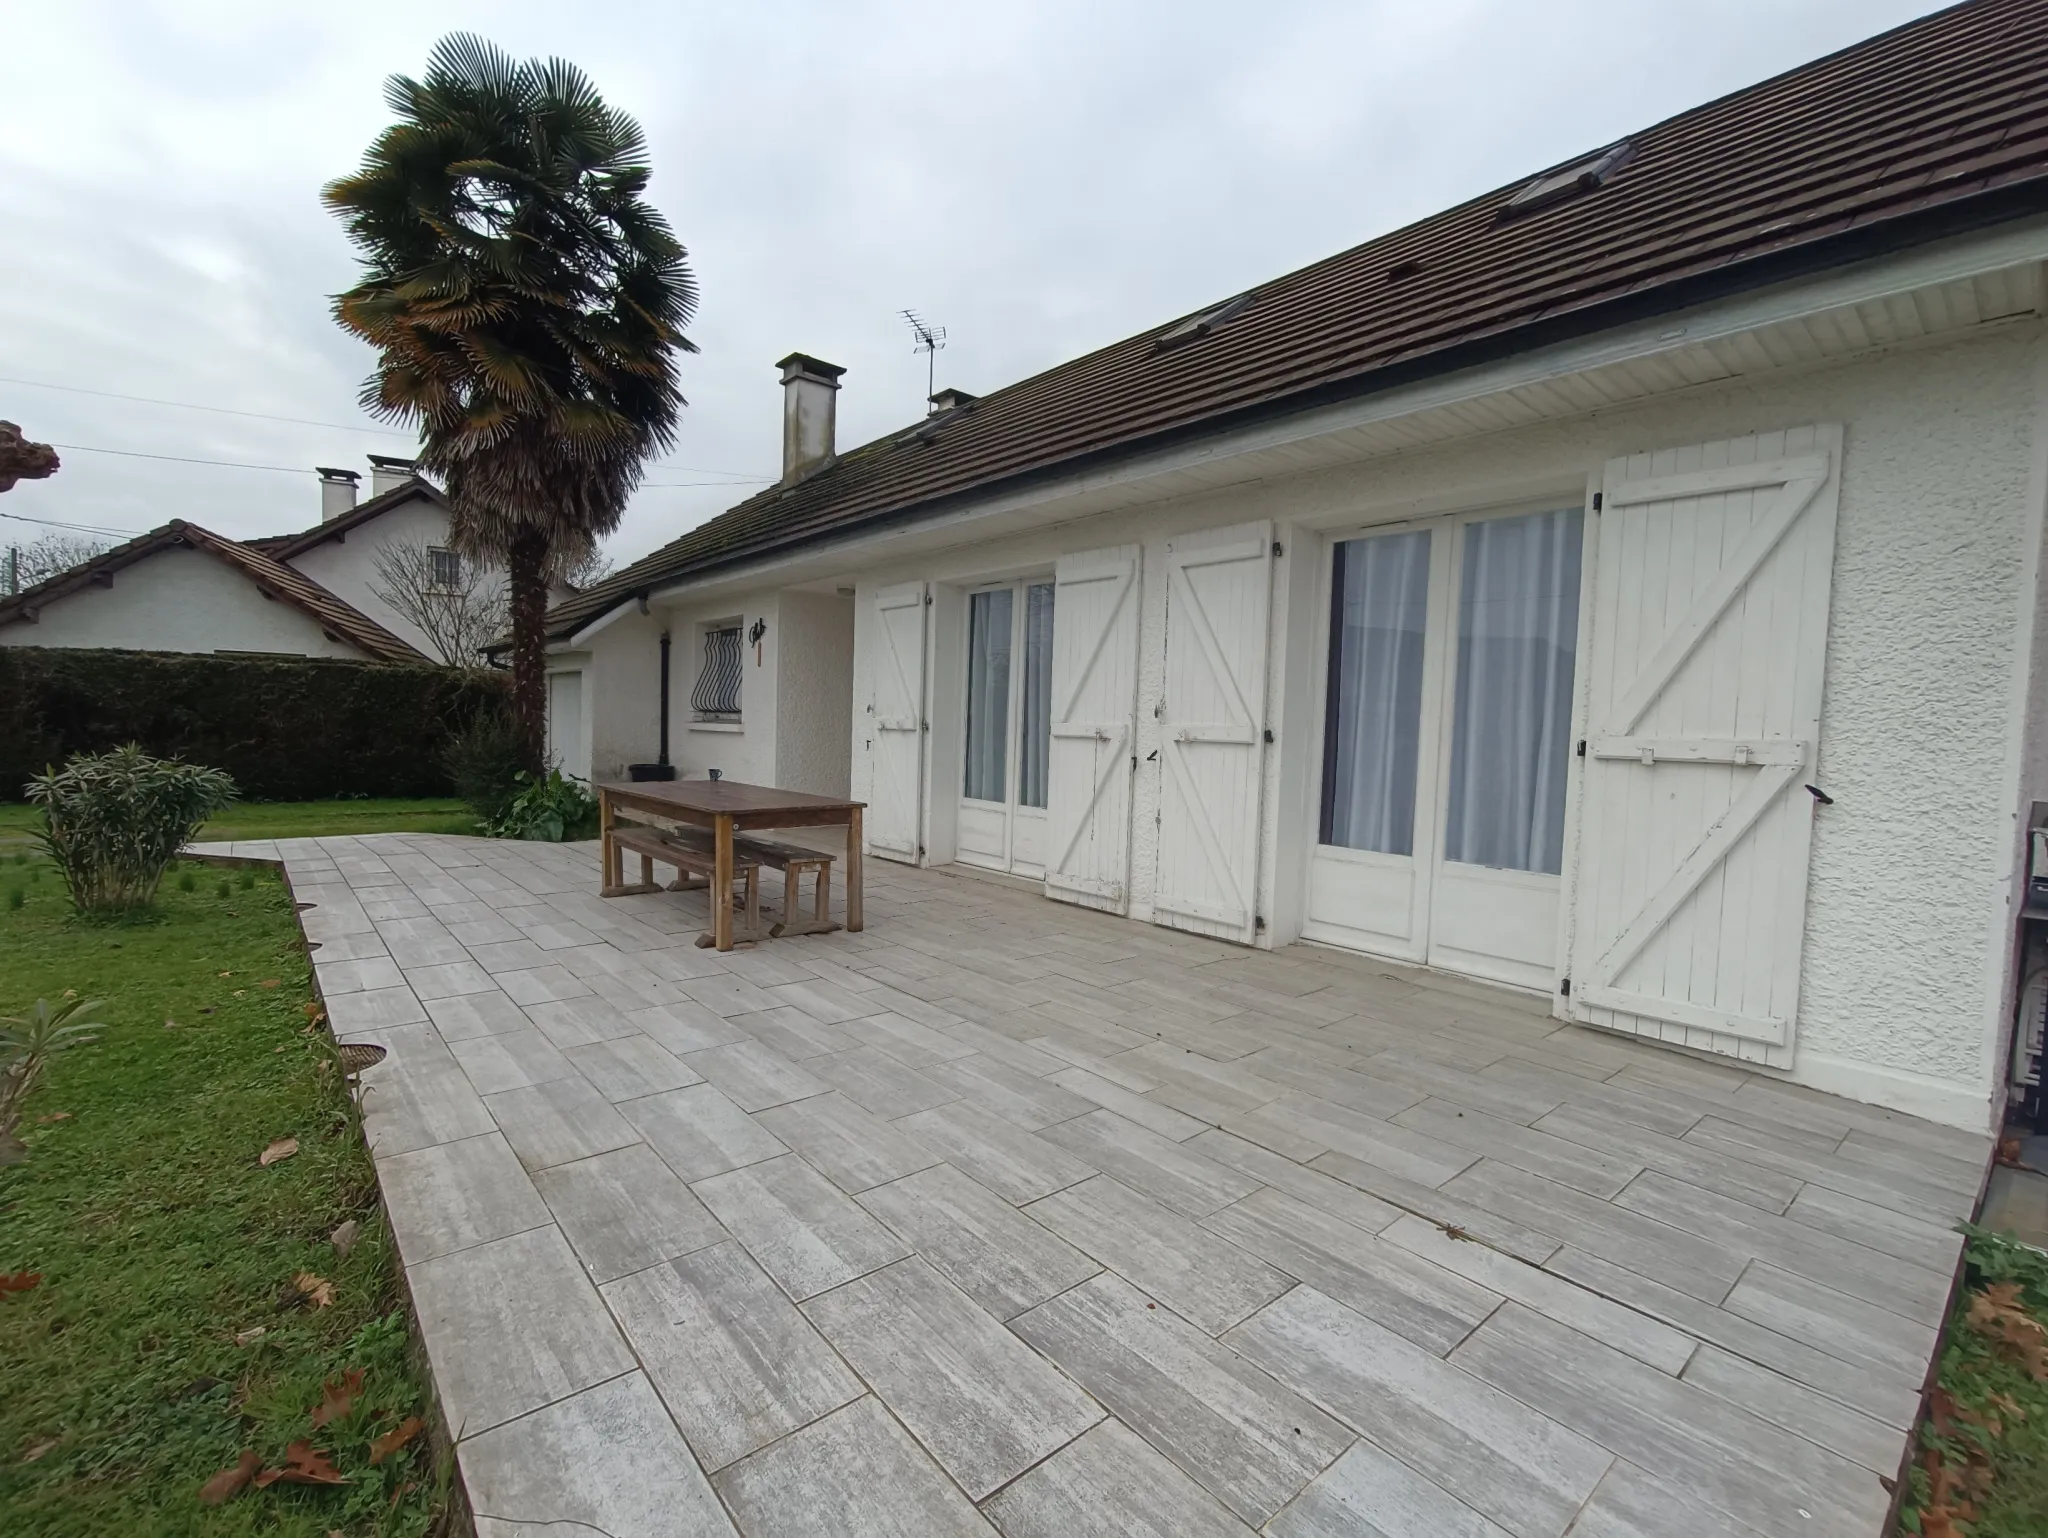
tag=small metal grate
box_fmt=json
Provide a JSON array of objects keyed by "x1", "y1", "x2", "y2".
[
  {"x1": 691, "y1": 626, "x2": 743, "y2": 718},
  {"x1": 336, "y1": 1043, "x2": 387, "y2": 1075}
]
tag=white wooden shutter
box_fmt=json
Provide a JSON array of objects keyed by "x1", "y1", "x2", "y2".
[
  {"x1": 1045, "y1": 545, "x2": 1139, "y2": 912},
  {"x1": 1566, "y1": 427, "x2": 1841, "y2": 1068},
  {"x1": 867, "y1": 581, "x2": 928, "y2": 863},
  {"x1": 1153, "y1": 521, "x2": 1273, "y2": 944}
]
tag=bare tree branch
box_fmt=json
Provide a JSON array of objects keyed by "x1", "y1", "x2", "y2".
[
  {"x1": 368, "y1": 538, "x2": 508, "y2": 667},
  {"x1": 559, "y1": 544, "x2": 613, "y2": 590},
  {"x1": 4, "y1": 533, "x2": 111, "y2": 594}
]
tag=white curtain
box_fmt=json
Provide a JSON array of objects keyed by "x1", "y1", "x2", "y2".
[
  {"x1": 1018, "y1": 582, "x2": 1055, "y2": 809},
  {"x1": 1320, "y1": 530, "x2": 1431, "y2": 855},
  {"x1": 1442, "y1": 507, "x2": 1583, "y2": 874},
  {"x1": 964, "y1": 587, "x2": 1012, "y2": 802}
]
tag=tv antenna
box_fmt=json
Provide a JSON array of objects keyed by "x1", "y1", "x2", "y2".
[{"x1": 902, "y1": 309, "x2": 947, "y2": 399}]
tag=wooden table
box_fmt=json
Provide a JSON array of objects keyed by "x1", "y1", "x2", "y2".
[{"x1": 595, "y1": 779, "x2": 865, "y2": 952}]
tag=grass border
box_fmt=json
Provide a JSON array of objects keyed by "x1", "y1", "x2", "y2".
[{"x1": 182, "y1": 846, "x2": 474, "y2": 1538}]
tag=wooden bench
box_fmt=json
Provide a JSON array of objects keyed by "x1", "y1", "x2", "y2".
[
  {"x1": 604, "y1": 824, "x2": 767, "y2": 945},
  {"x1": 658, "y1": 826, "x2": 840, "y2": 940},
  {"x1": 736, "y1": 835, "x2": 841, "y2": 939}
]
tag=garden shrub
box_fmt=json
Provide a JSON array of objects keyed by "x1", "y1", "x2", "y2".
[
  {"x1": 0, "y1": 647, "x2": 509, "y2": 801},
  {"x1": 442, "y1": 707, "x2": 528, "y2": 828},
  {"x1": 27, "y1": 746, "x2": 236, "y2": 915},
  {"x1": 491, "y1": 769, "x2": 598, "y2": 842}
]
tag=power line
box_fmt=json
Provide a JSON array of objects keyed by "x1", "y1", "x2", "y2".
[
  {"x1": 0, "y1": 509, "x2": 146, "y2": 537},
  {"x1": 2, "y1": 376, "x2": 418, "y2": 438},
  {"x1": 2, "y1": 374, "x2": 772, "y2": 479},
  {"x1": 42, "y1": 441, "x2": 764, "y2": 490}
]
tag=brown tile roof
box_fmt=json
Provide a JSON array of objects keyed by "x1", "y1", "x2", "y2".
[
  {"x1": 548, "y1": 0, "x2": 2048, "y2": 640},
  {"x1": 0, "y1": 519, "x2": 431, "y2": 664}
]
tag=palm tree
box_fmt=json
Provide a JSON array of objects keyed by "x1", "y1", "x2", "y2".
[{"x1": 324, "y1": 34, "x2": 696, "y2": 769}]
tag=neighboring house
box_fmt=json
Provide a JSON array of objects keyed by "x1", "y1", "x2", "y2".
[
  {"x1": 542, "y1": 0, "x2": 2048, "y2": 1130},
  {"x1": 0, "y1": 455, "x2": 496, "y2": 665}
]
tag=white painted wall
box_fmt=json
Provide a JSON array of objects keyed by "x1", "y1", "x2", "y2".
[
  {"x1": 284, "y1": 495, "x2": 481, "y2": 661},
  {"x1": 835, "y1": 321, "x2": 2047, "y2": 1126},
  {"x1": 776, "y1": 591, "x2": 856, "y2": 796},
  {"x1": 0, "y1": 546, "x2": 367, "y2": 658}
]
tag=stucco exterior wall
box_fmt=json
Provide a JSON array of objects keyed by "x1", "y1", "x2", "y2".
[
  {"x1": 0, "y1": 546, "x2": 366, "y2": 658},
  {"x1": 775, "y1": 591, "x2": 856, "y2": 796},
  {"x1": 839, "y1": 322, "x2": 2046, "y2": 1125},
  {"x1": 576, "y1": 611, "x2": 662, "y2": 782},
  {"x1": 284, "y1": 496, "x2": 483, "y2": 662},
  {"x1": 571, "y1": 590, "x2": 789, "y2": 785}
]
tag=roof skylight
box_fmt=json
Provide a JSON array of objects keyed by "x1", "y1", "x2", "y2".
[
  {"x1": 1501, "y1": 142, "x2": 1634, "y2": 218},
  {"x1": 1156, "y1": 292, "x2": 1257, "y2": 350}
]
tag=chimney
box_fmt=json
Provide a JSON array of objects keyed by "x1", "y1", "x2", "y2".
[
  {"x1": 927, "y1": 387, "x2": 979, "y2": 417},
  {"x1": 316, "y1": 467, "x2": 360, "y2": 522},
  {"x1": 367, "y1": 453, "x2": 417, "y2": 498},
  {"x1": 776, "y1": 353, "x2": 845, "y2": 484}
]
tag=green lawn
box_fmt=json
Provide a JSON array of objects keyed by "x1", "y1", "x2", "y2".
[
  {"x1": 0, "y1": 798, "x2": 476, "y2": 848},
  {"x1": 0, "y1": 851, "x2": 448, "y2": 1537},
  {"x1": 1903, "y1": 1227, "x2": 2048, "y2": 1535}
]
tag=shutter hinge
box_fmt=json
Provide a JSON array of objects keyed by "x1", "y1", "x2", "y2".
[
  {"x1": 1130, "y1": 755, "x2": 1137, "y2": 773},
  {"x1": 1255, "y1": 915, "x2": 1267, "y2": 932},
  {"x1": 1262, "y1": 728, "x2": 1274, "y2": 744},
  {"x1": 918, "y1": 844, "x2": 926, "y2": 859},
  {"x1": 1560, "y1": 976, "x2": 1572, "y2": 997},
  {"x1": 1576, "y1": 739, "x2": 1586, "y2": 757},
  {"x1": 1592, "y1": 492, "x2": 1603, "y2": 511},
  {"x1": 1271, "y1": 540, "x2": 1283, "y2": 558},
  {"x1": 923, "y1": 591, "x2": 932, "y2": 605}
]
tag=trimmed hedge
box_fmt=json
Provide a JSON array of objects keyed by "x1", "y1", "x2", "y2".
[{"x1": 0, "y1": 647, "x2": 511, "y2": 801}]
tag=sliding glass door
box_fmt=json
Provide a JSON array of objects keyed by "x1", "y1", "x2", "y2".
[
  {"x1": 1307, "y1": 505, "x2": 1585, "y2": 990},
  {"x1": 958, "y1": 578, "x2": 1055, "y2": 875}
]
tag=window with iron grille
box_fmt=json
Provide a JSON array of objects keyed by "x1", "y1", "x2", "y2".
[
  {"x1": 428, "y1": 546, "x2": 462, "y2": 591},
  {"x1": 691, "y1": 624, "x2": 743, "y2": 721}
]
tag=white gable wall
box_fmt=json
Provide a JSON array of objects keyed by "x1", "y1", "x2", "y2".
[
  {"x1": 284, "y1": 495, "x2": 479, "y2": 661},
  {"x1": 0, "y1": 546, "x2": 368, "y2": 658},
  {"x1": 835, "y1": 320, "x2": 2046, "y2": 1127}
]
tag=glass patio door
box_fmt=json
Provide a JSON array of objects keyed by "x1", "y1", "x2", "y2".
[
  {"x1": 1308, "y1": 505, "x2": 1584, "y2": 991},
  {"x1": 959, "y1": 579, "x2": 1055, "y2": 875}
]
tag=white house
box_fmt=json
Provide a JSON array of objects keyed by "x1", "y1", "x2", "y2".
[
  {"x1": 541, "y1": 0, "x2": 2048, "y2": 1130},
  {"x1": 0, "y1": 454, "x2": 490, "y2": 665}
]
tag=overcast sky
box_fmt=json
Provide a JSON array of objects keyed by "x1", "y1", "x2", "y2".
[{"x1": 1, "y1": 0, "x2": 1939, "y2": 566}]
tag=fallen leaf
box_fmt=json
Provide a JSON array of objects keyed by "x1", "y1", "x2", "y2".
[
  {"x1": 218, "y1": 970, "x2": 233, "y2": 978},
  {"x1": 199, "y1": 1449, "x2": 261, "y2": 1505},
  {"x1": 258, "y1": 1137, "x2": 298, "y2": 1167},
  {"x1": 1999, "y1": 1135, "x2": 2024, "y2": 1165},
  {"x1": 330, "y1": 1219, "x2": 360, "y2": 1259},
  {"x1": 23, "y1": 1438, "x2": 58, "y2": 1462},
  {"x1": 1968, "y1": 1282, "x2": 2048, "y2": 1378},
  {"x1": 0, "y1": 1272, "x2": 42, "y2": 1297},
  {"x1": 259, "y1": 979, "x2": 280, "y2": 989},
  {"x1": 253, "y1": 1441, "x2": 348, "y2": 1488},
  {"x1": 310, "y1": 1368, "x2": 365, "y2": 1428},
  {"x1": 369, "y1": 1415, "x2": 423, "y2": 1464},
  {"x1": 303, "y1": 1002, "x2": 327, "y2": 1025},
  {"x1": 35, "y1": 1112, "x2": 71, "y2": 1124},
  {"x1": 1442, "y1": 1224, "x2": 1471, "y2": 1242},
  {"x1": 291, "y1": 1272, "x2": 335, "y2": 1310},
  {"x1": 234, "y1": 1326, "x2": 267, "y2": 1346},
  {"x1": 233, "y1": 989, "x2": 247, "y2": 998},
  {"x1": 163, "y1": 1018, "x2": 178, "y2": 1029}
]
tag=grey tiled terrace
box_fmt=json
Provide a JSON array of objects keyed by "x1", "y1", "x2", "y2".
[{"x1": 206, "y1": 831, "x2": 1988, "y2": 1538}]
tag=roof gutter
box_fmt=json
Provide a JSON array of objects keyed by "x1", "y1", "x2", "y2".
[{"x1": 557, "y1": 178, "x2": 2048, "y2": 638}]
